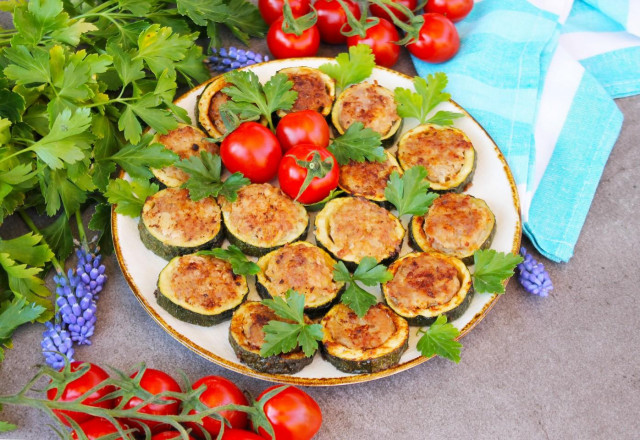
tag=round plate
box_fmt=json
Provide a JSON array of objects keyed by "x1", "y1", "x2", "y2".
[{"x1": 112, "y1": 58, "x2": 522, "y2": 386}]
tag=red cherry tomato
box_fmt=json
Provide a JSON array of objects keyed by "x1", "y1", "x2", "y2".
[
  {"x1": 255, "y1": 386, "x2": 322, "y2": 440},
  {"x1": 259, "y1": 0, "x2": 311, "y2": 25},
  {"x1": 276, "y1": 110, "x2": 330, "y2": 152},
  {"x1": 220, "y1": 122, "x2": 282, "y2": 183},
  {"x1": 118, "y1": 368, "x2": 182, "y2": 434},
  {"x1": 314, "y1": 0, "x2": 361, "y2": 44},
  {"x1": 369, "y1": 0, "x2": 418, "y2": 23},
  {"x1": 186, "y1": 376, "x2": 249, "y2": 438},
  {"x1": 151, "y1": 431, "x2": 196, "y2": 440},
  {"x1": 347, "y1": 18, "x2": 400, "y2": 67},
  {"x1": 267, "y1": 17, "x2": 320, "y2": 59},
  {"x1": 425, "y1": 0, "x2": 473, "y2": 22},
  {"x1": 278, "y1": 144, "x2": 339, "y2": 204},
  {"x1": 221, "y1": 429, "x2": 266, "y2": 440},
  {"x1": 47, "y1": 362, "x2": 115, "y2": 427},
  {"x1": 407, "y1": 13, "x2": 460, "y2": 63},
  {"x1": 71, "y1": 418, "x2": 129, "y2": 440}
]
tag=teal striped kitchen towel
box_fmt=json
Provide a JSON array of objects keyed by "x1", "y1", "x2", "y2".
[{"x1": 411, "y1": 0, "x2": 640, "y2": 262}]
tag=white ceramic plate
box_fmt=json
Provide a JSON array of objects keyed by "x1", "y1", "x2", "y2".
[{"x1": 113, "y1": 58, "x2": 522, "y2": 386}]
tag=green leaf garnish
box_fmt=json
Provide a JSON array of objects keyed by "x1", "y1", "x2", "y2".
[
  {"x1": 174, "y1": 150, "x2": 249, "y2": 202},
  {"x1": 106, "y1": 137, "x2": 179, "y2": 180},
  {"x1": 319, "y1": 44, "x2": 376, "y2": 91},
  {"x1": 0, "y1": 421, "x2": 17, "y2": 432},
  {"x1": 0, "y1": 233, "x2": 54, "y2": 268},
  {"x1": 328, "y1": 122, "x2": 384, "y2": 165},
  {"x1": 384, "y1": 166, "x2": 439, "y2": 217},
  {"x1": 472, "y1": 249, "x2": 524, "y2": 294},
  {"x1": 260, "y1": 290, "x2": 324, "y2": 358},
  {"x1": 394, "y1": 73, "x2": 463, "y2": 126},
  {"x1": 416, "y1": 315, "x2": 462, "y2": 363},
  {"x1": 104, "y1": 177, "x2": 158, "y2": 218},
  {"x1": 198, "y1": 245, "x2": 260, "y2": 276},
  {"x1": 333, "y1": 257, "x2": 393, "y2": 317}
]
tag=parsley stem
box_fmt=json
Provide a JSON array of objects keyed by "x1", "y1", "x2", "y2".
[
  {"x1": 17, "y1": 209, "x2": 65, "y2": 274},
  {"x1": 75, "y1": 210, "x2": 89, "y2": 250}
]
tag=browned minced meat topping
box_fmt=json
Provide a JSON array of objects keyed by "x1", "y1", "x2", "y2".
[
  {"x1": 286, "y1": 72, "x2": 333, "y2": 113},
  {"x1": 242, "y1": 305, "x2": 280, "y2": 350},
  {"x1": 399, "y1": 127, "x2": 472, "y2": 184},
  {"x1": 208, "y1": 90, "x2": 230, "y2": 134},
  {"x1": 338, "y1": 82, "x2": 399, "y2": 135},
  {"x1": 339, "y1": 155, "x2": 400, "y2": 199},
  {"x1": 325, "y1": 304, "x2": 397, "y2": 350},
  {"x1": 423, "y1": 193, "x2": 493, "y2": 254},
  {"x1": 169, "y1": 255, "x2": 244, "y2": 309},
  {"x1": 385, "y1": 253, "x2": 460, "y2": 314},
  {"x1": 156, "y1": 126, "x2": 219, "y2": 185}
]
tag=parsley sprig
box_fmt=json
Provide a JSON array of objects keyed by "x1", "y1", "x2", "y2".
[
  {"x1": 384, "y1": 166, "x2": 439, "y2": 217},
  {"x1": 333, "y1": 257, "x2": 393, "y2": 317},
  {"x1": 260, "y1": 290, "x2": 324, "y2": 358},
  {"x1": 104, "y1": 178, "x2": 159, "y2": 218},
  {"x1": 416, "y1": 315, "x2": 462, "y2": 363},
  {"x1": 394, "y1": 73, "x2": 464, "y2": 126},
  {"x1": 198, "y1": 246, "x2": 260, "y2": 276},
  {"x1": 328, "y1": 122, "x2": 385, "y2": 165},
  {"x1": 319, "y1": 44, "x2": 376, "y2": 91},
  {"x1": 472, "y1": 249, "x2": 524, "y2": 294}
]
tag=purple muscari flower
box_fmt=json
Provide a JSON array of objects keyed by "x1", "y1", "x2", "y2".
[
  {"x1": 517, "y1": 247, "x2": 553, "y2": 297},
  {"x1": 75, "y1": 248, "x2": 107, "y2": 299},
  {"x1": 207, "y1": 46, "x2": 270, "y2": 73},
  {"x1": 42, "y1": 322, "x2": 74, "y2": 369}
]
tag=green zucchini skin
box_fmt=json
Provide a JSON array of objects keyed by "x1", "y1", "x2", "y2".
[
  {"x1": 384, "y1": 286, "x2": 475, "y2": 327},
  {"x1": 225, "y1": 223, "x2": 309, "y2": 257},
  {"x1": 255, "y1": 281, "x2": 345, "y2": 318},
  {"x1": 155, "y1": 289, "x2": 243, "y2": 326},
  {"x1": 138, "y1": 219, "x2": 224, "y2": 261},
  {"x1": 228, "y1": 331, "x2": 314, "y2": 374},
  {"x1": 433, "y1": 150, "x2": 477, "y2": 194},
  {"x1": 321, "y1": 337, "x2": 408, "y2": 374}
]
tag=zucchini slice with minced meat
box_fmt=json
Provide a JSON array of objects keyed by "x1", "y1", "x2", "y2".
[
  {"x1": 321, "y1": 303, "x2": 409, "y2": 374},
  {"x1": 276, "y1": 66, "x2": 336, "y2": 117},
  {"x1": 409, "y1": 193, "x2": 496, "y2": 265},
  {"x1": 382, "y1": 252, "x2": 473, "y2": 326},
  {"x1": 139, "y1": 188, "x2": 223, "y2": 260},
  {"x1": 151, "y1": 124, "x2": 219, "y2": 188},
  {"x1": 314, "y1": 197, "x2": 405, "y2": 270},
  {"x1": 219, "y1": 183, "x2": 309, "y2": 257},
  {"x1": 256, "y1": 242, "x2": 345, "y2": 317},
  {"x1": 229, "y1": 301, "x2": 315, "y2": 374},
  {"x1": 397, "y1": 124, "x2": 476, "y2": 193},
  {"x1": 338, "y1": 151, "x2": 402, "y2": 206},
  {"x1": 156, "y1": 253, "x2": 248, "y2": 326}
]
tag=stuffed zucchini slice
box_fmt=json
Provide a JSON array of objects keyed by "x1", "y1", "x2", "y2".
[
  {"x1": 151, "y1": 124, "x2": 219, "y2": 188},
  {"x1": 331, "y1": 82, "x2": 403, "y2": 147},
  {"x1": 410, "y1": 193, "x2": 496, "y2": 265},
  {"x1": 256, "y1": 242, "x2": 345, "y2": 318},
  {"x1": 139, "y1": 188, "x2": 224, "y2": 260},
  {"x1": 197, "y1": 76, "x2": 231, "y2": 138},
  {"x1": 321, "y1": 303, "x2": 409, "y2": 374},
  {"x1": 276, "y1": 67, "x2": 336, "y2": 117},
  {"x1": 382, "y1": 252, "x2": 473, "y2": 326},
  {"x1": 314, "y1": 197, "x2": 405, "y2": 270},
  {"x1": 338, "y1": 151, "x2": 402, "y2": 207},
  {"x1": 219, "y1": 183, "x2": 309, "y2": 257},
  {"x1": 156, "y1": 253, "x2": 249, "y2": 326},
  {"x1": 229, "y1": 301, "x2": 315, "y2": 374},
  {"x1": 397, "y1": 124, "x2": 476, "y2": 193}
]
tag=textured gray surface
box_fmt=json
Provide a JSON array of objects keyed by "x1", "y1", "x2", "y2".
[{"x1": 1, "y1": 13, "x2": 640, "y2": 440}]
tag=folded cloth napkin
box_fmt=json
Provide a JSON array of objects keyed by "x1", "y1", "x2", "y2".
[{"x1": 411, "y1": 0, "x2": 640, "y2": 262}]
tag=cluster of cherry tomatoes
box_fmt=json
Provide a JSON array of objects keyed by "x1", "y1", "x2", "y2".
[
  {"x1": 260, "y1": 0, "x2": 473, "y2": 67},
  {"x1": 49, "y1": 361, "x2": 322, "y2": 440}
]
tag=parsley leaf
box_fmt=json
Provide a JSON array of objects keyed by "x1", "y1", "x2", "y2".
[
  {"x1": 88, "y1": 203, "x2": 114, "y2": 256},
  {"x1": 107, "y1": 137, "x2": 179, "y2": 180},
  {"x1": 174, "y1": 151, "x2": 249, "y2": 201},
  {"x1": 0, "y1": 233, "x2": 54, "y2": 268},
  {"x1": 0, "y1": 297, "x2": 47, "y2": 361},
  {"x1": 41, "y1": 213, "x2": 73, "y2": 263},
  {"x1": 0, "y1": 253, "x2": 53, "y2": 321},
  {"x1": 198, "y1": 245, "x2": 260, "y2": 276},
  {"x1": 133, "y1": 24, "x2": 196, "y2": 78},
  {"x1": 333, "y1": 257, "x2": 392, "y2": 317},
  {"x1": 416, "y1": 315, "x2": 462, "y2": 363},
  {"x1": 105, "y1": 177, "x2": 158, "y2": 218},
  {"x1": 394, "y1": 73, "x2": 463, "y2": 125},
  {"x1": 261, "y1": 290, "x2": 323, "y2": 358},
  {"x1": 319, "y1": 44, "x2": 376, "y2": 90},
  {"x1": 384, "y1": 166, "x2": 439, "y2": 217},
  {"x1": 328, "y1": 122, "x2": 384, "y2": 165},
  {"x1": 472, "y1": 249, "x2": 524, "y2": 294},
  {"x1": 0, "y1": 420, "x2": 17, "y2": 432}
]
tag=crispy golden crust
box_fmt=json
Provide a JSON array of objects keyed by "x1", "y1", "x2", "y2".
[
  {"x1": 208, "y1": 89, "x2": 230, "y2": 135},
  {"x1": 338, "y1": 152, "x2": 401, "y2": 200},
  {"x1": 323, "y1": 304, "x2": 397, "y2": 350},
  {"x1": 337, "y1": 82, "x2": 399, "y2": 135},
  {"x1": 281, "y1": 68, "x2": 333, "y2": 114}
]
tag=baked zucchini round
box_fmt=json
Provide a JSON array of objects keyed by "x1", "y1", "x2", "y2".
[
  {"x1": 197, "y1": 76, "x2": 231, "y2": 138},
  {"x1": 321, "y1": 303, "x2": 409, "y2": 374},
  {"x1": 256, "y1": 242, "x2": 345, "y2": 317},
  {"x1": 276, "y1": 66, "x2": 336, "y2": 117},
  {"x1": 338, "y1": 151, "x2": 402, "y2": 206},
  {"x1": 229, "y1": 301, "x2": 315, "y2": 374},
  {"x1": 156, "y1": 253, "x2": 248, "y2": 326},
  {"x1": 314, "y1": 197, "x2": 405, "y2": 269},
  {"x1": 151, "y1": 124, "x2": 219, "y2": 188},
  {"x1": 409, "y1": 193, "x2": 496, "y2": 265},
  {"x1": 331, "y1": 82, "x2": 403, "y2": 147},
  {"x1": 382, "y1": 252, "x2": 473, "y2": 326},
  {"x1": 219, "y1": 183, "x2": 309, "y2": 257},
  {"x1": 397, "y1": 124, "x2": 476, "y2": 193},
  {"x1": 139, "y1": 188, "x2": 224, "y2": 260}
]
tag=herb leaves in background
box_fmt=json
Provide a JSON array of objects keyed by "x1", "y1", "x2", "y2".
[
  {"x1": 394, "y1": 72, "x2": 463, "y2": 126},
  {"x1": 333, "y1": 257, "x2": 393, "y2": 317},
  {"x1": 175, "y1": 151, "x2": 249, "y2": 202},
  {"x1": 328, "y1": 122, "x2": 385, "y2": 165},
  {"x1": 385, "y1": 166, "x2": 439, "y2": 217},
  {"x1": 472, "y1": 249, "x2": 524, "y2": 294},
  {"x1": 104, "y1": 178, "x2": 158, "y2": 218}
]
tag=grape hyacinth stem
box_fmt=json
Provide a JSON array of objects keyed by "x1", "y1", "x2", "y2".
[{"x1": 518, "y1": 247, "x2": 553, "y2": 297}]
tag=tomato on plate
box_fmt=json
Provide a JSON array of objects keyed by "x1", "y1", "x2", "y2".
[
  {"x1": 186, "y1": 376, "x2": 249, "y2": 437},
  {"x1": 118, "y1": 368, "x2": 182, "y2": 433},
  {"x1": 276, "y1": 110, "x2": 330, "y2": 152},
  {"x1": 221, "y1": 429, "x2": 265, "y2": 440},
  {"x1": 151, "y1": 431, "x2": 196, "y2": 440},
  {"x1": 47, "y1": 361, "x2": 115, "y2": 427},
  {"x1": 220, "y1": 122, "x2": 282, "y2": 183},
  {"x1": 407, "y1": 13, "x2": 460, "y2": 63},
  {"x1": 259, "y1": 0, "x2": 311, "y2": 25},
  {"x1": 278, "y1": 144, "x2": 339, "y2": 204},
  {"x1": 255, "y1": 386, "x2": 322, "y2": 440},
  {"x1": 71, "y1": 418, "x2": 129, "y2": 440},
  {"x1": 369, "y1": 0, "x2": 418, "y2": 23},
  {"x1": 425, "y1": 0, "x2": 473, "y2": 22},
  {"x1": 315, "y1": 0, "x2": 361, "y2": 44},
  {"x1": 346, "y1": 18, "x2": 400, "y2": 67},
  {"x1": 267, "y1": 17, "x2": 320, "y2": 59}
]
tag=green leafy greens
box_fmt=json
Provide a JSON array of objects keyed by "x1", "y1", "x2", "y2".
[
  {"x1": 198, "y1": 245, "x2": 260, "y2": 276},
  {"x1": 384, "y1": 166, "x2": 439, "y2": 217},
  {"x1": 472, "y1": 249, "x2": 524, "y2": 294},
  {"x1": 319, "y1": 44, "x2": 376, "y2": 91},
  {"x1": 416, "y1": 315, "x2": 462, "y2": 363},
  {"x1": 333, "y1": 257, "x2": 393, "y2": 317},
  {"x1": 328, "y1": 122, "x2": 385, "y2": 165}
]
